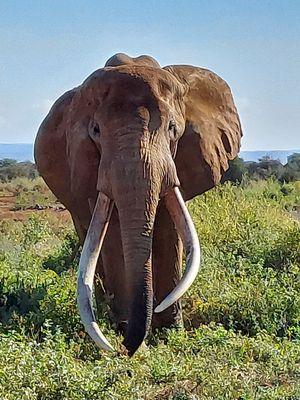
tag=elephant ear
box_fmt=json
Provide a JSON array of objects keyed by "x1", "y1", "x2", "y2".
[{"x1": 164, "y1": 65, "x2": 243, "y2": 201}]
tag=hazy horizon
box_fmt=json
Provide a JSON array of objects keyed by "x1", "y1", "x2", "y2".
[
  {"x1": 1, "y1": 1, "x2": 299, "y2": 151},
  {"x1": 0, "y1": 142, "x2": 298, "y2": 152},
  {"x1": 1, "y1": 143, "x2": 299, "y2": 166}
]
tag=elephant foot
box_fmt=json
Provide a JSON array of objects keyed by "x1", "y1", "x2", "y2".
[{"x1": 151, "y1": 302, "x2": 183, "y2": 330}]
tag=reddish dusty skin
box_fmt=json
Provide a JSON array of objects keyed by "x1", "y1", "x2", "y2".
[{"x1": 34, "y1": 53, "x2": 242, "y2": 355}]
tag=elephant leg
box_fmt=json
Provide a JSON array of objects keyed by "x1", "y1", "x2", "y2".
[
  {"x1": 152, "y1": 199, "x2": 183, "y2": 330},
  {"x1": 97, "y1": 205, "x2": 129, "y2": 335},
  {"x1": 71, "y1": 214, "x2": 86, "y2": 244},
  {"x1": 94, "y1": 256, "x2": 108, "y2": 319}
]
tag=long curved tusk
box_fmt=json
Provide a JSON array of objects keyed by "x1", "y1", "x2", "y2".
[
  {"x1": 77, "y1": 192, "x2": 114, "y2": 351},
  {"x1": 154, "y1": 187, "x2": 201, "y2": 313}
]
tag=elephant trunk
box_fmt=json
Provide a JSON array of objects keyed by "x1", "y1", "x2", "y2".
[
  {"x1": 112, "y1": 158, "x2": 160, "y2": 356},
  {"x1": 77, "y1": 127, "x2": 201, "y2": 355}
]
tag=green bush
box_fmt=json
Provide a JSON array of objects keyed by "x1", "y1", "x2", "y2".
[
  {"x1": 223, "y1": 153, "x2": 300, "y2": 183},
  {"x1": 0, "y1": 159, "x2": 38, "y2": 182},
  {"x1": 10, "y1": 176, "x2": 57, "y2": 210},
  {"x1": 186, "y1": 181, "x2": 300, "y2": 338},
  {"x1": 0, "y1": 325, "x2": 299, "y2": 399},
  {"x1": 0, "y1": 180, "x2": 299, "y2": 399},
  {"x1": 0, "y1": 170, "x2": 57, "y2": 210}
]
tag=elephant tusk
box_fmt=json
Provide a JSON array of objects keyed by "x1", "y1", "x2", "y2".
[
  {"x1": 154, "y1": 187, "x2": 201, "y2": 313},
  {"x1": 77, "y1": 192, "x2": 114, "y2": 351}
]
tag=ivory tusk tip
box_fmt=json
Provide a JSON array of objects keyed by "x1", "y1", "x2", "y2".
[
  {"x1": 103, "y1": 343, "x2": 114, "y2": 352},
  {"x1": 154, "y1": 303, "x2": 167, "y2": 313},
  {"x1": 95, "y1": 339, "x2": 114, "y2": 352}
]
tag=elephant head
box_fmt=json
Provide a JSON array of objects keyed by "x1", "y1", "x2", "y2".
[{"x1": 35, "y1": 53, "x2": 242, "y2": 356}]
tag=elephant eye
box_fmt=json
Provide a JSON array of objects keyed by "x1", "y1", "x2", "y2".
[
  {"x1": 168, "y1": 121, "x2": 177, "y2": 140},
  {"x1": 168, "y1": 121, "x2": 175, "y2": 130},
  {"x1": 93, "y1": 124, "x2": 100, "y2": 136},
  {"x1": 88, "y1": 120, "x2": 101, "y2": 141}
]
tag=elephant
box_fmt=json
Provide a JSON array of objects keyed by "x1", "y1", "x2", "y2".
[{"x1": 34, "y1": 53, "x2": 242, "y2": 356}]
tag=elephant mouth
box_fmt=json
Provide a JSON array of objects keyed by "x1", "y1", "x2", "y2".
[{"x1": 77, "y1": 186, "x2": 201, "y2": 354}]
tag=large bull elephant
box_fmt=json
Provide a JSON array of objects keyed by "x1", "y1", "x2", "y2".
[{"x1": 34, "y1": 53, "x2": 242, "y2": 356}]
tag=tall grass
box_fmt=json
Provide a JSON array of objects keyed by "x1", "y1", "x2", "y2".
[{"x1": 0, "y1": 180, "x2": 299, "y2": 399}]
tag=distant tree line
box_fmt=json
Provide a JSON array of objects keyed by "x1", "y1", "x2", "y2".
[
  {"x1": 222, "y1": 153, "x2": 300, "y2": 184},
  {"x1": 0, "y1": 159, "x2": 38, "y2": 182},
  {"x1": 0, "y1": 153, "x2": 299, "y2": 184}
]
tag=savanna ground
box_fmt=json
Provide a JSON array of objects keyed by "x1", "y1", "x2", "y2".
[{"x1": 0, "y1": 175, "x2": 299, "y2": 399}]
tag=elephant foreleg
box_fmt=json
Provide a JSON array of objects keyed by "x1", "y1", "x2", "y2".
[
  {"x1": 98, "y1": 205, "x2": 129, "y2": 335},
  {"x1": 152, "y1": 199, "x2": 183, "y2": 330}
]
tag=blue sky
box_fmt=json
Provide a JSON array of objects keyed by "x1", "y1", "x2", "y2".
[{"x1": 0, "y1": 0, "x2": 299, "y2": 150}]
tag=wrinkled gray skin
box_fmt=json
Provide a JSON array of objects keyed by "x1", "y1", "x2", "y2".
[{"x1": 35, "y1": 53, "x2": 242, "y2": 355}]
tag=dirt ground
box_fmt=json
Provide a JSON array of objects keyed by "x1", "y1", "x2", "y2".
[
  {"x1": 0, "y1": 194, "x2": 71, "y2": 222},
  {"x1": 1, "y1": 193, "x2": 299, "y2": 224}
]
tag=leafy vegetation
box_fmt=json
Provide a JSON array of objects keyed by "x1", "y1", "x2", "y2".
[
  {"x1": 0, "y1": 159, "x2": 38, "y2": 182},
  {"x1": 223, "y1": 153, "x2": 300, "y2": 183},
  {"x1": 0, "y1": 160, "x2": 56, "y2": 210},
  {"x1": 0, "y1": 175, "x2": 57, "y2": 210},
  {"x1": 0, "y1": 179, "x2": 299, "y2": 399}
]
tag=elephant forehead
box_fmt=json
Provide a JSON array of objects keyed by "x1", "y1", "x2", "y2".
[
  {"x1": 104, "y1": 53, "x2": 161, "y2": 68},
  {"x1": 81, "y1": 66, "x2": 183, "y2": 103}
]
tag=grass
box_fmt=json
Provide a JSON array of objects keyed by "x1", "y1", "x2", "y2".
[{"x1": 0, "y1": 179, "x2": 299, "y2": 399}]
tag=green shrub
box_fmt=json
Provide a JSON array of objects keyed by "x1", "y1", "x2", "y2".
[
  {"x1": 0, "y1": 180, "x2": 299, "y2": 399},
  {"x1": 0, "y1": 159, "x2": 38, "y2": 182},
  {"x1": 186, "y1": 181, "x2": 300, "y2": 338},
  {"x1": 0, "y1": 175, "x2": 57, "y2": 209},
  {"x1": 223, "y1": 153, "x2": 300, "y2": 183},
  {"x1": 0, "y1": 325, "x2": 299, "y2": 399}
]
